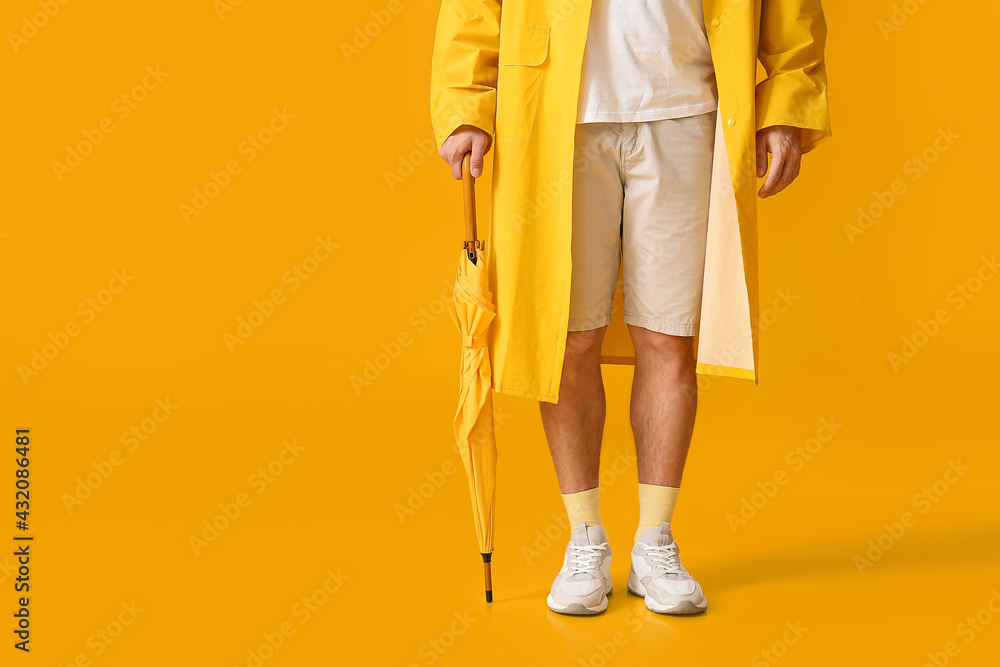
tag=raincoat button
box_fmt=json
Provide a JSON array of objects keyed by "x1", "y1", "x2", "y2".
[
  {"x1": 727, "y1": 118, "x2": 735, "y2": 126},
  {"x1": 711, "y1": 18, "x2": 721, "y2": 27}
]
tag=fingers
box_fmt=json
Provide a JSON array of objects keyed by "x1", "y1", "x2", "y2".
[
  {"x1": 758, "y1": 148, "x2": 785, "y2": 198},
  {"x1": 439, "y1": 135, "x2": 471, "y2": 180},
  {"x1": 758, "y1": 143, "x2": 802, "y2": 198},
  {"x1": 439, "y1": 127, "x2": 492, "y2": 180},
  {"x1": 757, "y1": 126, "x2": 803, "y2": 198},
  {"x1": 450, "y1": 142, "x2": 467, "y2": 180},
  {"x1": 783, "y1": 158, "x2": 801, "y2": 193},
  {"x1": 756, "y1": 138, "x2": 768, "y2": 178},
  {"x1": 449, "y1": 154, "x2": 463, "y2": 180}
]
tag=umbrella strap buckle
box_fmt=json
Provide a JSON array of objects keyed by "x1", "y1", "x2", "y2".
[{"x1": 463, "y1": 239, "x2": 485, "y2": 262}]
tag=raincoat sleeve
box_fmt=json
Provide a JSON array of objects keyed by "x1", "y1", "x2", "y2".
[
  {"x1": 429, "y1": 0, "x2": 502, "y2": 151},
  {"x1": 756, "y1": 0, "x2": 832, "y2": 153}
]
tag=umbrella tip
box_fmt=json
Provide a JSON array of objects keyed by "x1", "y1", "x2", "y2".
[{"x1": 482, "y1": 552, "x2": 493, "y2": 604}]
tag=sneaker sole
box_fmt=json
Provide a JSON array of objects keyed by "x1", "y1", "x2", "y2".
[
  {"x1": 546, "y1": 585, "x2": 613, "y2": 616},
  {"x1": 627, "y1": 570, "x2": 707, "y2": 615}
]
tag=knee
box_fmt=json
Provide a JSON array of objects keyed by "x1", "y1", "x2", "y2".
[
  {"x1": 630, "y1": 328, "x2": 694, "y2": 371},
  {"x1": 565, "y1": 327, "x2": 606, "y2": 360}
]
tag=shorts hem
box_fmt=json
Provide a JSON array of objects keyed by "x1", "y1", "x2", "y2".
[
  {"x1": 624, "y1": 312, "x2": 699, "y2": 337},
  {"x1": 567, "y1": 313, "x2": 612, "y2": 331}
]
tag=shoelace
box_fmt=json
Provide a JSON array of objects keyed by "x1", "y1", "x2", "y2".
[
  {"x1": 568, "y1": 544, "x2": 608, "y2": 576},
  {"x1": 641, "y1": 542, "x2": 682, "y2": 575}
]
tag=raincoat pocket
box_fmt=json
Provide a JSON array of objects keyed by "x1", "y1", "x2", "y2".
[{"x1": 496, "y1": 25, "x2": 550, "y2": 144}]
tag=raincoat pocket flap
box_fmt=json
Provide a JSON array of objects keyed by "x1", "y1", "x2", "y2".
[{"x1": 498, "y1": 25, "x2": 550, "y2": 67}]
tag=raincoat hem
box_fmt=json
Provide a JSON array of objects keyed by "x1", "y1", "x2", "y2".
[
  {"x1": 494, "y1": 384, "x2": 558, "y2": 403},
  {"x1": 695, "y1": 361, "x2": 757, "y2": 382}
]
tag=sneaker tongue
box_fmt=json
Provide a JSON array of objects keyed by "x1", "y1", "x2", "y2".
[
  {"x1": 638, "y1": 521, "x2": 673, "y2": 547},
  {"x1": 570, "y1": 522, "x2": 607, "y2": 546}
]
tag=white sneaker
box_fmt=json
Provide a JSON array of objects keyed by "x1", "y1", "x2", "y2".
[
  {"x1": 546, "y1": 522, "x2": 613, "y2": 615},
  {"x1": 627, "y1": 521, "x2": 707, "y2": 614}
]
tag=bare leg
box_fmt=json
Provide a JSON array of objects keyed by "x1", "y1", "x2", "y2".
[
  {"x1": 539, "y1": 327, "x2": 608, "y2": 494},
  {"x1": 627, "y1": 325, "x2": 698, "y2": 487}
]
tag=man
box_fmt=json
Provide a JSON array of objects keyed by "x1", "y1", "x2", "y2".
[{"x1": 431, "y1": 0, "x2": 831, "y2": 615}]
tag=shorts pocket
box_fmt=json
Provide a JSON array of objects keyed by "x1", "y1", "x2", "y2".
[{"x1": 496, "y1": 25, "x2": 550, "y2": 144}]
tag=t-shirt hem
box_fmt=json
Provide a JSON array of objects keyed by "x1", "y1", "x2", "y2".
[{"x1": 576, "y1": 100, "x2": 719, "y2": 124}]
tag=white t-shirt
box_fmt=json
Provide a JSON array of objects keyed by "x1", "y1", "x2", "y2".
[{"x1": 576, "y1": 0, "x2": 719, "y2": 123}]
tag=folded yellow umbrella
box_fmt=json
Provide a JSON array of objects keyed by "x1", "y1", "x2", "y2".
[{"x1": 446, "y1": 154, "x2": 498, "y2": 603}]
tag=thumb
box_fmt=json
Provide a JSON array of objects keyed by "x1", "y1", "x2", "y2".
[{"x1": 471, "y1": 138, "x2": 485, "y2": 178}]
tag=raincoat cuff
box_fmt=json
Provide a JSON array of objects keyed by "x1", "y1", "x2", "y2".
[
  {"x1": 755, "y1": 74, "x2": 832, "y2": 154},
  {"x1": 431, "y1": 90, "x2": 496, "y2": 151}
]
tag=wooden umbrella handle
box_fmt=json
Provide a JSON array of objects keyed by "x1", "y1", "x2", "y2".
[{"x1": 461, "y1": 153, "x2": 480, "y2": 262}]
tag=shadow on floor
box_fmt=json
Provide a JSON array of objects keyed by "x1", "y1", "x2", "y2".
[{"x1": 697, "y1": 521, "x2": 1000, "y2": 594}]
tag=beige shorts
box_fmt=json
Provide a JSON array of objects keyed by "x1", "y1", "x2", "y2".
[{"x1": 568, "y1": 111, "x2": 717, "y2": 337}]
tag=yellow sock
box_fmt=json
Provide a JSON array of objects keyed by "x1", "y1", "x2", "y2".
[
  {"x1": 634, "y1": 483, "x2": 680, "y2": 544},
  {"x1": 561, "y1": 487, "x2": 603, "y2": 528}
]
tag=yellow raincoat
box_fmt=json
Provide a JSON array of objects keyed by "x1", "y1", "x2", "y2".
[{"x1": 431, "y1": 0, "x2": 831, "y2": 402}]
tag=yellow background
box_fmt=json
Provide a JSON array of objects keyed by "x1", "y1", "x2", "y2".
[{"x1": 1, "y1": 1, "x2": 998, "y2": 665}]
